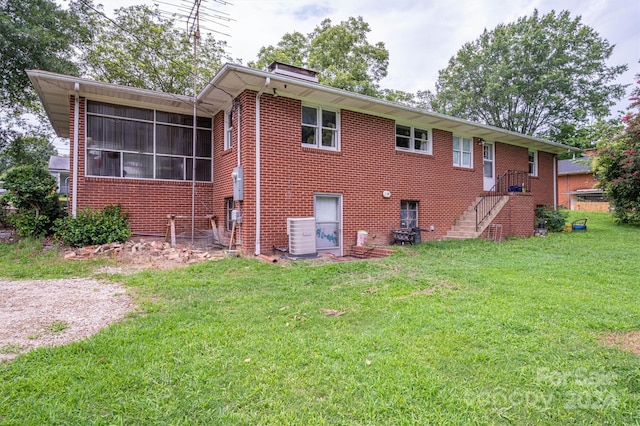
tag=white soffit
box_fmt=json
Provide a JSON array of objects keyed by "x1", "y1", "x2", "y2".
[{"x1": 29, "y1": 64, "x2": 578, "y2": 155}]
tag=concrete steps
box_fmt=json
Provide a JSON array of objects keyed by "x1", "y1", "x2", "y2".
[{"x1": 445, "y1": 195, "x2": 509, "y2": 240}]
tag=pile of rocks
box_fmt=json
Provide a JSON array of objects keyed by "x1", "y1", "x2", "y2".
[{"x1": 63, "y1": 239, "x2": 225, "y2": 266}]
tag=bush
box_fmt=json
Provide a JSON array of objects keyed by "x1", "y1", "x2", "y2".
[
  {"x1": 8, "y1": 211, "x2": 52, "y2": 237},
  {"x1": 54, "y1": 204, "x2": 132, "y2": 247},
  {"x1": 0, "y1": 197, "x2": 8, "y2": 228},
  {"x1": 535, "y1": 205, "x2": 569, "y2": 232},
  {"x1": 0, "y1": 165, "x2": 63, "y2": 237}
]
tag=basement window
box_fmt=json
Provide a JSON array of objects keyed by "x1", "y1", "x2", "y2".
[{"x1": 400, "y1": 200, "x2": 418, "y2": 228}]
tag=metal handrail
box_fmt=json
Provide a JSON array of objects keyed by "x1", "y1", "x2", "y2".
[{"x1": 475, "y1": 170, "x2": 530, "y2": 231}]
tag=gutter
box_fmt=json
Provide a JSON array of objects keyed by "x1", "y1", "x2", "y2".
[
  {"x1": 553, "y1": 155, "x2": 557, "y2": 210},
  {"x1": 72, "y1": 82, "x2": 79, "y2": 218},
  {"x1": 254, "y1": 77, "x2": 270, "y2": 255}
]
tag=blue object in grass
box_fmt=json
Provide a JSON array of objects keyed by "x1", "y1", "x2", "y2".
[{"x1": 572, "y1": 218, "x2": 588, "y2": 231}]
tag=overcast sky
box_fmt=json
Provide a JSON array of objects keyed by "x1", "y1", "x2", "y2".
[
  {"x1": 104, "y1": 0, "x2": 638, "y2": 105},
  {"x1": 53, "y1": 0, "x2": 638, "y2": 152}
]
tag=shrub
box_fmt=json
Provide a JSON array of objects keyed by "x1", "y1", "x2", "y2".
[
  {"x1": 0, "y1": 197, "x2": 8, "y2": 228},
  {"x1": 54, "y1": 204, "x2": 131, "y2": 247},
  {"x1": 0, "y1": 165, "x2": 63, "y2": 237},
  {"x1": 535, "y1": 205, "x2": 569, "y2": 232}
]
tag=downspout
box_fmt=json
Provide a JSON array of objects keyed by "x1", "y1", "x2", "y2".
[
  {"x1": 72, "y1": 82, "x2": 80, "y2": 218},
  {"x1": 236, "y1": 101, "x2": 241, "y2": 167},
  {"x1": 255, "y1": 77, "x2": 270, "y2": 256},
  {"x1": 553, "y1": 155, "x2": 558, "y2": 210}
]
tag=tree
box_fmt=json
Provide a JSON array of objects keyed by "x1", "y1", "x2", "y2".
[
  {"x1": 595, "y1": 74, "x2": 640, "y2": 225},
  {"x1": 0, "y1": 134, "x2": 57, "y2": 176},
  {"x1": 81, "y1": 4, "x2": 232, "y2": 94},
  {"x1": 431, "y1": 10, "x2": 627, "y2": 139},
  {"x1": 0, "y1": 0, "x2": 90, "y2": 150},
  {"x1": 251, "y1": 17, "x2": 389, "y2": 96}
]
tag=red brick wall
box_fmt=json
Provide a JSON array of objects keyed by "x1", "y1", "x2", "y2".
[
  {"x1": 69, "y1": 96, "x2": 215, "y2": 236},
  {"x1": 533, "y1": 151, "x2": 556, "y2": 208},
  {"x1": 234, "y1": 92, "x2": 553, "y2": 254},
  {"x1": 69, "y1": 91, "x2": 557, "y2": 251},
  {"x1": 481, "y1": 194, "x2": 535, "y2": 239}
]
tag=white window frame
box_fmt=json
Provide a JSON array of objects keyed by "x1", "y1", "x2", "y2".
[
  {"x1": 400, "y1": 200, "x2": 419, "y2": 229},
  {"x1": 395, "y1": 123, "x2": 432, "y2": 154},
  {"x1": 301, "y1": 104, "x2": 340, "y2": 151},
  {"x1": 224, "y1": 108, "x2": 233, "y2": 150},
  {"x1": 453, "y1": 135, "x2": 473, "y2": 168},
  {"x1": 529, "y1": 150, "x2": 538, "y2": 176}
]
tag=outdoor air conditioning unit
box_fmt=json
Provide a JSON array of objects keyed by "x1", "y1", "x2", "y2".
[{"x1": 287, "y1": 217, "x2": 317, "y2": 256}]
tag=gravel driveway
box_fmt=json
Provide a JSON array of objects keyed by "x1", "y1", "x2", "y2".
[{"x1": 0, "y1": 278, "x2": 133, "y2": 361}]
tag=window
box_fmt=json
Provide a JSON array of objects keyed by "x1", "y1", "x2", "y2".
[
  {"x1": 86, "y1": 101, "x2": 212, "y2": 181},
  {"x1": 400, "y1": 200, "x2": 418, "y2": 228},
  {"x1": 224, "y1": 108, "x2": 233, "y2": 150},
  {"x1": 528, "y1": 150, "x2": 538, "y2": 176},
  {"x1": 453, "y1": 135, "x2": 472, "y2": 168},
  {"x1": 396, "y1": 124, "x2": 432, "y2": 154},
  {"x1": 225, "y1": 197, "x2": 234, "y2": 231},
  {"x1": 302, "y1": 105, "x2": 339, "y2": 150}
]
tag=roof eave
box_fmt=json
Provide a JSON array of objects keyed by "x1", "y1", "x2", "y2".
[{"x1": 27, "y1": 70, "x2": 195, "y2": 138}]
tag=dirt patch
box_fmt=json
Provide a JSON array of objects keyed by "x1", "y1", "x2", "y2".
[
  {"x1": 0, "y1": 278, "x2": 133, "y2": 361},
  {"x1": 0, "y1": 238, "x2": 231, "y2": 362},
  {"x1": 599, "y1": 331, "x2": 640, "y2": 356}
]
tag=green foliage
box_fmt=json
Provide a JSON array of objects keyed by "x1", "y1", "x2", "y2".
[
  {"x1": 595, "y1": 73, "x2": 640, "y2": 225},
  {"x1": 0, "y1": 197, "x2": 8, "y2": 228},
  {"x1": 0, "y1": 0, "x2": 90, "y2": 152},
  {"x1": 535, "y1": 205, "x2": 569, "y2": 232},
  {"x1": 550, "y1": 117, "x2": 625, "y2": 158},
  {"x1": 0, "y1": 0, "x2": 89, "y2": 111},
  {"x1": 8, "y1": 210, "x2": 52, "y2": 237},
  {"x1": 1, "y1": 164, "x2": 61, "y2": 236},
  {"x1": 80, "y1": 4, "x2": 232, "y2": 94},
  {"x1": 54, "y1": 204, "x2": 131, "y2": 247},
  {"x1": 0, "y1": 134, "x2": 57, "y2": 176},
  {"x1": 431, "y1": 10, "x2": 627, "y2": 138},
  {"x1": 251, "y1": 17, "x2": 389, "y2": 96}
]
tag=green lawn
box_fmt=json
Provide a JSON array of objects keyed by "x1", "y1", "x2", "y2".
[{"x1": 1, "y1": 212, "x2": 639, "y2": 425}]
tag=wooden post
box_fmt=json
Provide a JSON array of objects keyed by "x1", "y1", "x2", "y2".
[
  {"x1": 165, "y1": 214, "x2": 176, "y2": 247},
  {"x1": 228, "y1": 221, "x2": 236, "y2": 251}
]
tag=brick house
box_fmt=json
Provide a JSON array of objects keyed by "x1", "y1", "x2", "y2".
[
  {"x1": 28, "y1": 63, "x2": 576, "y2": 256},
  {"x1": 557, "y1": 153, "x2": 609, "y2": 212}
]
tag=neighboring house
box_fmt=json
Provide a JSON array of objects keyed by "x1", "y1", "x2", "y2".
[
  {"x1": 557, "y1": 154, "x2": 609, "y2": 212},
  {"x1": 28, "y1": 62, "x2": 577, "y2": 256},
  {"x1": 48, "y1": 155, "x2": 70, "y2": 195}
]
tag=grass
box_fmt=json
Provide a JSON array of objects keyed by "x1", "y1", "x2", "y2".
[
  {"x1": 0, "y1": 238, "x2": 112, "y2": 279},
  {"x1": 46, "y1": 321, "x2": 69, "y2": 333},
  {"x1": 0, "y1": 212, "x2": 639, "y2": 424}
]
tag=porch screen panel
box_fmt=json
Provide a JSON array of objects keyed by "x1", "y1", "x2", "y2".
[
  {"x1": 156, "y1": 156, "x2": 185, "y2": 180},
  {"x1": 86, "y1": 100, "x2": 213, "y2": 182}
]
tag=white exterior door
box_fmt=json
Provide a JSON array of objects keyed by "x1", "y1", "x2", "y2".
[
  {"x1": 483, "y1": 141, "x2": 495, "y2": 191},
  {"x1": 314, "y1": 194, "x2": 342, "y2": 256}
]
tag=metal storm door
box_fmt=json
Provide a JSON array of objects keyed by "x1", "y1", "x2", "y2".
[
  {"x1": 483, "y1": 141, "x2": 495, "y2": 191},
  {"x1": 314, "y1": 194, "x2": 342, "y2": 256}
]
